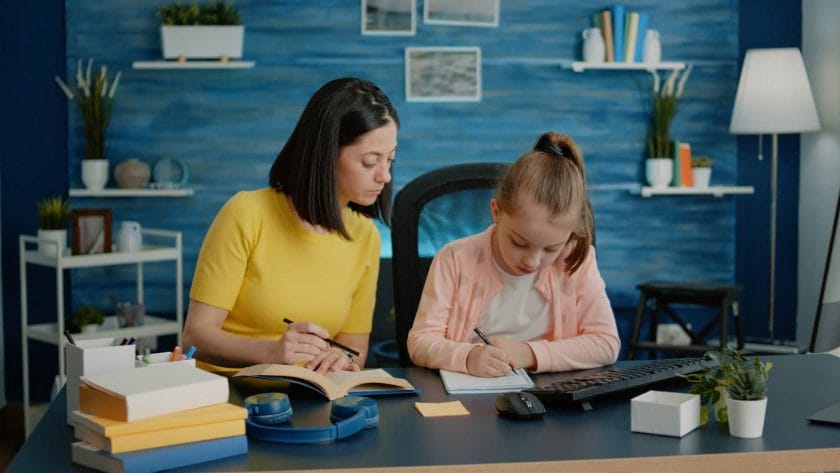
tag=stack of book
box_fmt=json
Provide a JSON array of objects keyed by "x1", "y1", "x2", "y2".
[
  {"x1": 69, "y1": 362, "x2": 248, "y2": 473},
  {"x1": 593, "y1": 5, "x2": 650, "y2": 63}
]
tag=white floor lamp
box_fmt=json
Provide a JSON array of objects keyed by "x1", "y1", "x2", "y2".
[{"x1": 729, "y1": 48, "x2": 821, "y2": 342}]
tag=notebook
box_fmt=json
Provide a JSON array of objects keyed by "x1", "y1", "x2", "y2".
[
  {"x1": 807, "y1": 400, "x2": 840, "y2": 426},
  {"x1": 439, "y1": 368, "x2": 534, "y2": 394}
]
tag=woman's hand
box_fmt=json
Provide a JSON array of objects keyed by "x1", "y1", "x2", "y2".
[
  {"x1": 488, "y1": 336, "x2": 536, "y2": 370},
  {"x1": 306, "y1": 346, "x2": 360, "y2": 373},
  {"x1": 271, "y1": 321, "x2": 331, "y2": 365},
  {"x1": 465, "y1": 345, "x2": 513, "y2": 377}
]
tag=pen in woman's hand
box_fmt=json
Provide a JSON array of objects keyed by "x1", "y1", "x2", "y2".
[
  {"x1": 283, "y1": 318, "x2": 361, "y2": 358},
  {"x1": 474, "y1": 327, "x2": 515, "y2": 370}
]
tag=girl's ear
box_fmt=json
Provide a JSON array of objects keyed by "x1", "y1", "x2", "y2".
[{"x1": 490, "y1": 198, "x2": 500, "y2": 223}]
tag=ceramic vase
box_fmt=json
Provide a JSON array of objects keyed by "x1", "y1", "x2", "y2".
[
  {"x1": 727, "y1": 397, "x2": 768, "y2": 438},
  {"x1": 81, "y1": 159, "x2": 109, "y2": 191},
  {"x1": 643, "y1": 30, "x2": 661, "y2": 64},
  {"x1": 582, "y1": 27, "x2": 605, "y2": 63},
  {"x1": 114, "y1": 159, "x2": 151, "y2": 189},
  {"x1": 37, "y1": 229, "x2": 67, "y2": 258},
  {"x1": 692, "y1": 168, "x2": 712, "y2": 188},
  {"x1": 645, "y1": 158, "x2": 673, "y2": 188}
]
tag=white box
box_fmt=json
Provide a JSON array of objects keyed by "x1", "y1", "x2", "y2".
[
  {"x1": 631, "y1": 390, "x2": 700, "y2": 437},
  {"x1": 65, "y1": 338, "x2": 136, "y2": 425}
]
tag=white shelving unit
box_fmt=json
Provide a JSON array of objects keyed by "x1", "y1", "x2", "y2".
[
  {"x1": 636, "y1": 185, "x2": 755, "y2": 198},
  {"x1": 566, "y1": 61, "x2": 686, "y2": 72},
  {"x1": 132, "y1": 60, "x2": 255, "y2": 69},
  {"x1": 19, "y1": 229, "x2": 183, "y2": 435},
  {"x1": 69, "y1": 188, "x2": 194, "y2": 198}
]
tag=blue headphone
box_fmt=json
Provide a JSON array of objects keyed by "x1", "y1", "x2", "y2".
[{"x1": 244, "y1": 392, "x2": 379, "y2": 444}]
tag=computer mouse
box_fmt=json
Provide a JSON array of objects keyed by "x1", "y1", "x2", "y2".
[{"x1": 495, "y1": 391, "x2": 545, "y2": 420}]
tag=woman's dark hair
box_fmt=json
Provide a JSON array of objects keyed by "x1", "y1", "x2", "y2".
[{"x1": 269, "y1": 77, "x2": 399, "y2": 239}]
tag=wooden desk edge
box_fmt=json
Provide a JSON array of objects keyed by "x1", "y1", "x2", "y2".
[{"x1": 263, "y1": 447, "x2": 840, "y2": 473}]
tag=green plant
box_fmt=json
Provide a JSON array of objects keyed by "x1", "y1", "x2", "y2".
[
  {"x1": 73, "y1": 305, "x2": 105, "y2": 328},
  {"x1": 159, "y1": 1, "x2": 241, "y2": 25},
  {"x1": 54, "y1": 59, "x2": 121, "y2": 159},
  {"x1": 646, "y1": 65, "x2": 693, "y2": 159},
  {"x1": 680, "y1": 347, "x2": 773, "y2": 425},
  {"x1": 38, "y1": 196, "x2": 70, "y2": 230},
  {"x1": 692, "y1": 156, "x2": 713, "y2": 168}
]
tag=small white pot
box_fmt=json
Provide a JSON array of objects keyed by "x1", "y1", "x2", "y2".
[
  {"x1": 161, "y1": 25, "x2": 245, "y2": 60},
  {"x1": 80, "y1": 324, "x2": 99, "y2": 334},
  {"x1": 726, "y1": 397, "x2": 768, "y2": 438},
  {"x1": 645, "y1": 158, "x2": 673, "y2": 188},
  {"x1": 81, "y1": 159, "x2": 109, "y2": 191},
  {"x1": 692, "y1": 168, "x2": 712, "y2": 188},
  {"x1": 37, "y1": 229, "x2": 67, "y2": 258}
]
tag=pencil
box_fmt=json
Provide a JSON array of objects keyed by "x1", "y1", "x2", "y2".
[{"x1": 282, "y1": 318, "x2": 361, "y2": 358}]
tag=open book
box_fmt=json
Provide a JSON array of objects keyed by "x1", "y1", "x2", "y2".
[
  {"x1": 439, "y1": 368, "x2": 534, "y2": 394},
  {"x1": 233, "y1": 364, "x2": 416, "y2": 400}
]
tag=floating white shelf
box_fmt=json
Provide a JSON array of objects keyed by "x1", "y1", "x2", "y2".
[
  {"x1": 26, "y1": 315, "x2": 181, "y2": 346},
  {"x1": 636, "y1": 186, "x2": 755, "y2": 198},
  {"x1": 70, "y1": 188, "x2": 194, "y2": 198},
  {"x1": 567, "y1": 61, "x2": 686, "y2": 73},
  {"x1": 132, "y1": 60, "x2": 255, "y2": 69}
]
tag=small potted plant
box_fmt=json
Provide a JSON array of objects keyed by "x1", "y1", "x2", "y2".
[
  {"x1": 73, "y1": 305, "x2": 106, "y2": 334},
  {"x1": 158, "y1": 1, "x2": 244, "y2": 62},
  {"x1": 645, "y1": 65, "x2": 692, "y2": 188},
  {"x1": 691, "y1": 155, "x2": 713, "y2": 188},
  {"x1": 37, "y1": 195, "x2": 71, "y2": 257}
]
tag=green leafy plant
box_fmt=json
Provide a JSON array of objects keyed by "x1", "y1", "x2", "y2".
[
  {"x1": 691, "y1": 156, "x2": 713, "y2": 168},
  {"x1": 54, "y1": 59, "x2": 121, "y2": 160},
  {"x1": 73, "y1": 305, "x2": 105, "y2": 329},
  {"x1": 38, "y1": 196, "x2": 70, "y2": 230},
  {"x1": 646, "y1": 65, "x2": 693, "y2": 159},
  {"x1": 159, "y1": 1, "x2": 241, "y2": 25},
  {"x1": 680, "y1": 347, "x2": 773, "y2": 425}
]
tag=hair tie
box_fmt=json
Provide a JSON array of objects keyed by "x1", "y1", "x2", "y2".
[{"x1": 536, "y1": 136, "x2": 569, "y2": 161}]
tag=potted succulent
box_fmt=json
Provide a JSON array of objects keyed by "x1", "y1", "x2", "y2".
[
  {"x1": 158, "y1": 1, "x2": 244, "y2": 62},
  {"x1": 73, "y1": 305, "x2": 106, "y2": 334},
  {"x1": 37, "y1": 195, "x2": 71, "y2": 257},
  {"x1": 691, "y1": 155, "x2": 713, "y2": 188},
  {"x1": 55, "y1": 59, "x2": 121, "y2": 191},
  {"x1": 645, "y1": 65, "x2": 692, "y2": 188},
  {"x1": 681, "y1": 347, "x2": 772, "y2": 438}
]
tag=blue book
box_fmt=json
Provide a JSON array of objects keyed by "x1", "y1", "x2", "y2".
[
  {"x1": 611, "y1": 4, "x2": 625, "y2": 62},
  {"x1": 71, "y1": 435, "x2": 247, "y2": 473},
  {"x1": 634, "y1": 12, "x2": 649, "y2": 62}
]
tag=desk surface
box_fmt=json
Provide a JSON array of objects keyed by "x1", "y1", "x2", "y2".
[{"x1": 9, "y1": 354, "x2": 840, "y2": 472}]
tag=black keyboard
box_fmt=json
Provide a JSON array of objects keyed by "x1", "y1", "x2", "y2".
[{"x1": 524, "y1": 356, "x2": 716, "y2": 403}]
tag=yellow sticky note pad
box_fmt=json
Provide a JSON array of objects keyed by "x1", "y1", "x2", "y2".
[{"x1": 414, "y1": 401, "x2": 470, "y2": 417}]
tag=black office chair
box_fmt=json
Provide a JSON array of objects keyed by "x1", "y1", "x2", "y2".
[
  {"x1": 810, "y1": 191, "x2": 840, "y2": 353},
  {"x1": 391, "y1": 162, "x2": 509, "y2": 365}
]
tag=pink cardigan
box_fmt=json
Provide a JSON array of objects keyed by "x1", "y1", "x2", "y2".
[{"x1": 407, "y1": 225, "x2": 620, "y2": 373}]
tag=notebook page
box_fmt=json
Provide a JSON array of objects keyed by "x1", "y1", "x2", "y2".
[{"x1": 439, "y1": 368, "x2": 534, "y2": 394}]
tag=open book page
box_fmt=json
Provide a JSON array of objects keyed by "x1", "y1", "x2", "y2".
[{"x1": 439, "y1": 368, "x2": 534, "y2": 394}]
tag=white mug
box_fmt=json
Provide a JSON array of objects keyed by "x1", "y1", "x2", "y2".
[{"x1": 118, "y1": 221, "x2": 142, "y2": 252}]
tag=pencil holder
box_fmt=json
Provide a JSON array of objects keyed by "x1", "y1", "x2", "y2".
[
  {"x1": 65, "y1": 337, "x2": 136, "y2": 425},
  {"x1": 136, "y1": 351, "x2": 197, "y2": 367}
]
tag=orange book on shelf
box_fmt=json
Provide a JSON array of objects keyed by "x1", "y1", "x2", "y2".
[{"x1": 679, "y1": 142, "x2": 693, "y2": 187}]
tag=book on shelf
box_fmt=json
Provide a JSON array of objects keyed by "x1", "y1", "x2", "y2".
[
  {"x1": 71, "y1": 436, "x2": 248, "y2": 473},
  {"x1": 633, "y1": 12, "x2": 649, "y2": 62},
  {"x1": 600, "y1": 9, "x2": 615, "y2": 62},
  {"x1": 79, "y1": 362, "x2": 229, "y2": 422},
  {"x1": 71, "y1": 403, "x2": 247, "y2": 454},
  {"x1": 233, "y1": 363, "x2": 417, "y2": 400},
  {"x1": 611, "y1": 4, "x2": 626, "y2": 62},
  {"x1": 679, "y1": 142, "x2": 694, "y2": 187},
  {"x1": 439, "y1": 368, "x2": 535, "y2": 394},
  {"x1": 624, "y1": 11, "x2": 640, "y2": 63}
]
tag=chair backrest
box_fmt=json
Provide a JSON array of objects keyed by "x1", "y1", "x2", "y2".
[
  {"x1": 391, "y1": 162, "x2": 509, "y2": 365},
  {"x1": 810, "y1": 191, "x2": 840, "y2": 353}
]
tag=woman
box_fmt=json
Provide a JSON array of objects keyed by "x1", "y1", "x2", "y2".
[{"x1": 183, "y1": 77, "x2": 399, "y2": 375}]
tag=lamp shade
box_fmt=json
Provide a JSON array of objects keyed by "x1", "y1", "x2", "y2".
[{"x1": 730, "y1": 48, "x2": 821, "y2": 134}]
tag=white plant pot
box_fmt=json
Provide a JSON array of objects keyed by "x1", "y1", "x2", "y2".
[
  {"x1": 692, "y1": 168, "x2": 712, "y2": 188},
  {"x1": 160, "y1": 25, "x2": 245, "y2": 60},
  {"x1": 645, "y1": 158, "x2": 673, "y2": 188},
  {"x1": 37, "y1": 229, "x2": 67, "y2": 258},
  {"x1": 80, "y1": 324, "x2": 99, "y2": 334},
  {"x1": 81, "y1": 159, "x2": 109, "y2": 191},
  {"x1": 726, "y1": 397, "x2": 768, "y2": 438}
]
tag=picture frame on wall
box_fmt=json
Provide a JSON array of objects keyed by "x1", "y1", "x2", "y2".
[
  {"x1": 405, "y1": 47, "x2": 482, "y2": 102},
  {"x1": 362, "y1": 0, "x2": 416, "y2": 36},
  {"x1": 423, "y1": 0, "x2": 499, "y2": 27},
  {"x1": 72, "y1": 209, "x2": 112, "y2": 255}
]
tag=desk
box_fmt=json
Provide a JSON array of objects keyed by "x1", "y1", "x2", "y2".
[{"x1": 9, "y1": 354, "x2": 840, "y2": 472}]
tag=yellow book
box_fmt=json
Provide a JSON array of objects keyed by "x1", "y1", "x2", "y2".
[
  {"x1": 71, "y1": 403, "x2": 247, "y2": 437},
  {"x1": 625, "y1": 12, "x2": 640, "y2": 63},
  {"x1": 73, "y1": 419, "x2": 245, "y2": 454}
]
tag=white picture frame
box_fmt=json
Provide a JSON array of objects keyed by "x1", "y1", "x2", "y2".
[
  {"x1": 404, "y1": 47, "x2": 482, "y2": 102},
  {"x1": 423, "y1": 0, "x2": 499, "y2": 27},
  {"x1": 362, "y1": 0, "x2": 416, "y2": 36}
]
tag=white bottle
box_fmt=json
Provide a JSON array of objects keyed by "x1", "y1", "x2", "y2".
[
  {"x1": 643, "y1": 30, "x2": 661, "y2": 64},
  {"x1": 582, "y1": 28, "x2": 606, "y2": 63},
  {"x1": 118, "y1": 221, "x2": 143, "y2": 252}
]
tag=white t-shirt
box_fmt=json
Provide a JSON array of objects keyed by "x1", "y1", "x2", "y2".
[{"x1": 478, "y1": 257, "x2": 550, "y2": 342}]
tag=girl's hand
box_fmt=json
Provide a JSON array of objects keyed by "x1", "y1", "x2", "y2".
[
  {"x1": 271, "y1": 321, "x2": 330, "y2": 365},
  {"x1": 466, "y1": 345, "x2": 513, "y2": 377},
  {"x1": 488, "y1": 336, "x2": 536, "y2": 370},
  {"x1": 306, "y1": 346, "x2": 361, "y2": 373}
]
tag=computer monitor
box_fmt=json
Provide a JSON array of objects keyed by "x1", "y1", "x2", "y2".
[{"x1": 810, "y1": 191, "x2": 840, "y2": 353}]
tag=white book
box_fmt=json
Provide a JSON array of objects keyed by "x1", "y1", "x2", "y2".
[{"x1": 439, "y1": 368, "x2": 535, "y2": 394}]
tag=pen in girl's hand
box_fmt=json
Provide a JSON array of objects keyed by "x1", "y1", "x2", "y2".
[
  {"x1": 473, "y1": 327, "x2": 493, "y2": 346},
  {"x1": 283, "y1": 318, "x2": 361, "y2": 358}
]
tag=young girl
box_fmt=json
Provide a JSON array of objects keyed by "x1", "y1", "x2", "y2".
[{"x1": 407, "y1": 132, "x2": 620, "y2": 377}]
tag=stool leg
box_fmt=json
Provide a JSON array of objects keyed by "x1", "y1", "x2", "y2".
[
  {"x1": 732, "y1": 301, "x2": 744, "y2": 349},
  {"x1": 719, "y1": 297, "x2": 729, "y2": 351},
  {"x1": 647, "y1": 300, "x2": 659, "y2": 359},
  {"x1": 628, "y1": 292, "x2": 648, "y2": 360}
]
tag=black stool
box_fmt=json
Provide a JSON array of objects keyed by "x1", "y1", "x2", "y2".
[{"x1": 627, "y1": 282, "x2": 744, "y2": 360}]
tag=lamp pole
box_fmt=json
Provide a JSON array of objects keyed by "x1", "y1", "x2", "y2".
[{"x1": 768, "y1": 133, "x2": 778, "y2": 341}]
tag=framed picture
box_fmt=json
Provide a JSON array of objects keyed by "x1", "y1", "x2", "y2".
[
  {"x1": 405, "y1": 47, "x2": 482, "y2": 102},
  {"x1": 423, "y1": 0, "x2": 499, "y2": 27},
  {"x1": 72, "y1": 209, "x2": 112, "y2": 255},
  {"x1": 362, "y1": 0, "x2": 416, "y2": 36}
]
